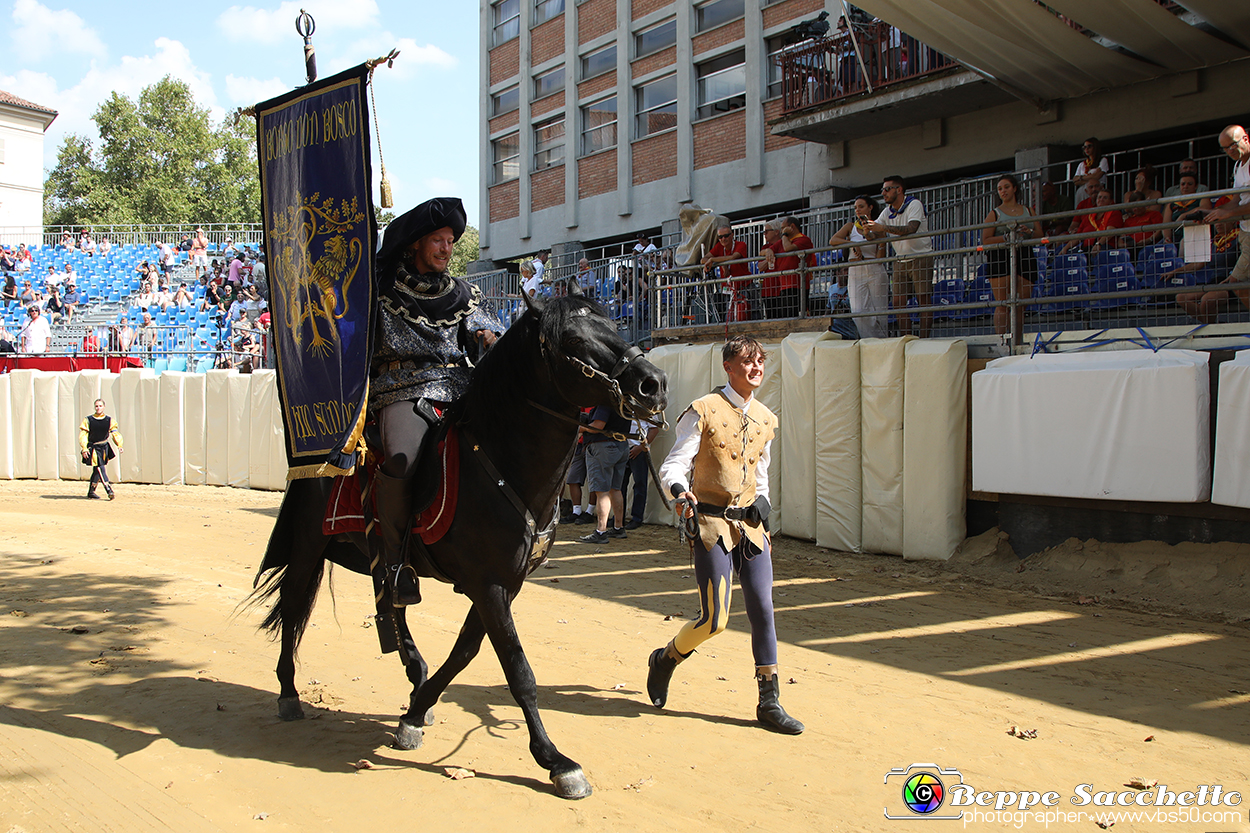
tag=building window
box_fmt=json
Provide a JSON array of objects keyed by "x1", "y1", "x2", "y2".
[
  {"x1": 581, "y1": 96, "x2": 617, "y2": 155},
  {"x1": 534, "y1": 115, "x2": 566, "y2": 170},
  {"x1": 765, "y1": 35, "x2": 789, "y2": 99},
  {"x1": 534, "y1": 66, "x2": 565, "y2": 100},
  {"x1": 696, "y1": 0, "x2": 744, "y2": 33},
  {"x1": 696, "y1": 49, "x2": 746, "y2": 118},
  {"x1": 635, "y1": 74, "x2": 678, "y2": 138},
  {"x1": 635, "y1": 19, "x2": 676, "y2": 58},
  {"x1": 493, "y1": 133, "x2": 520, "y2": 183},
  {"x1": 493, "y1": 0, "x2": 520, "y2": 45},
  {"x1": 581, "y1": 44, "x2": 616, "y2": 80},
  {"x1": 534, "y1": 0, "x2": 564, "y2": 25},
  {"x1": 492, "y1": 86, "x2": 520, "y2": 116}
]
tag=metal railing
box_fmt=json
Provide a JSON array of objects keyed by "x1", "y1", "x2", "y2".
[
  {"x1": 776, "y1": 22, "x2": 958, "y2": 114},
  {"x1": 0, "y1": 225, "x2": 266, "y2": 250}
]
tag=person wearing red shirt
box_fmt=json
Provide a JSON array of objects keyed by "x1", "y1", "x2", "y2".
[
  {"x1": 1061, "y1": 190, "x2": 1123, "y2": 254},
  {"x1": 702, "y1": 225, "x2": 753, "y2": 322},
  {"x1": 760, "y1": 215, "x2": 814, "y2": 319},
  {"x1": 1120, "y1": 190, "x2": 1165, "y2": 252}
]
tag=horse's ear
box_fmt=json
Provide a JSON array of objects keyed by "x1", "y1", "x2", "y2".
[
  {"x1": 567, "y1": 278, "x2": 584, "y2": 297},
  {"x1": 522, "y1": 288, "x2": 545, "y2": 313}
]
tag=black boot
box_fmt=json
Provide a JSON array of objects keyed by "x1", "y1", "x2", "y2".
[
  {"x1": 87, "y1": 473, "x2": 100, "y2": 499},
  {"x1": 374, "y1": 469, "x2": 421, "y2": 607},
  {"x1": 646, "y1": 641, "x2": 687, "y2": 709},
  {"x1": 756, "y1": 671, "x2": 804, "y2": 735}
]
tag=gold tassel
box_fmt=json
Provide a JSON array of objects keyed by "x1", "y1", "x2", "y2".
[
  {"x1": 368, "y1": 66, "x2": 393, "y2": 209},
  {"x1": 380, "y1": 174, "x2": 393, "y2": 208}
]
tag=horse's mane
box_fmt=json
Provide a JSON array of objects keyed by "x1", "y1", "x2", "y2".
[{"x1": 463, "y1": 294, "x2": 608, "y2": 423}]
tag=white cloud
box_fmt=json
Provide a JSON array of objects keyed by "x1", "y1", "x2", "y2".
[
  {"x1": 338, "y1": 36, "x2": 456, "y2": 80},
  {"x1": 224, "y1": 74, "x2": 290, "y2": 106},
  {"x1": 6, "y1": 38, "x2": 221, "y2": 173},
  {"x1": 11, "y1": 0, "x2": 107, "y2": 62},
  {"x1": 216, "y1": 0, "x2": 380, "y2": 45}
]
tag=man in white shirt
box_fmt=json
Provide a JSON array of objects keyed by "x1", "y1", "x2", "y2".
[
  {"x1": 575, "y1": 258, "x2": 596, "y2": 299},
  {"x1": 867, "y1": 174, "x2": 934, "y2": 338},
  {"x1": 18, "y1": 305, "x2": 51, "y2": 353},
  {"x1": 1207, "y1": 125, "x2": 1250, "y2": 309},
  {"x1": 646, "y1": 335, "x2": 803, "y2": 735}
]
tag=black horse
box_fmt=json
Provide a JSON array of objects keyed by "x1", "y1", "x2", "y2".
[{"x1": 250, "y1": 290, "x2": 667, "y2": 799}]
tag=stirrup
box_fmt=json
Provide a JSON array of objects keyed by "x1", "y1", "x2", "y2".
[{"x1": 391, "y1": 563, "x2": 421, "y2": 607}]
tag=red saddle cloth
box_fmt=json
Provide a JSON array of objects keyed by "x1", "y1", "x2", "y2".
[{"x1": 322, "y1": 426, "x2": 460, "y2": 546}]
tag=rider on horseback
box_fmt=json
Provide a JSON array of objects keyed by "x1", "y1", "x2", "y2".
[{"x1": 371, "y1": 197, "x2": 501, "y2": 607}]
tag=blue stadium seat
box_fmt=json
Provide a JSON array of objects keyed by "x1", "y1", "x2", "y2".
[
  {"x1": 932, "y1": 276, "x2": 965, "y2": 320},
  {"x1": 1089, "y1": 263, "x2": 1140, "y2": 310},
  {"x1": 966, "y1": 267, "x2": 993, "y2": 318},
  {"x1": 1058, "y1": 252, "x2": 1088, "y2": 271},
  {"x1": 168, "y1": 357, "x2": 188, "y2": 372},
  {"x1": 1138, "y1": 243, "x2": 1178, "y2": 274},
  {"x1": 1092, "y1": 248, "x2": 1132, "y2": 268},
  {"x1": 152, "y1": 358, "x2": 169, "y2": 374},
  {"x1": 1051, "y1": 267, "x2": 1089, "y2": 312}
]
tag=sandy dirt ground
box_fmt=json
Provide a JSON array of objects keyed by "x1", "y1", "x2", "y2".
[{"x1": 1, "y1": 479, "x2": 1248, "y2": 832}]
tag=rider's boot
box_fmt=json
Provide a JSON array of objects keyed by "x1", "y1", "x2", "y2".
[{"x1": 374, "y1": 469, "x2": 421, "y2": 607}]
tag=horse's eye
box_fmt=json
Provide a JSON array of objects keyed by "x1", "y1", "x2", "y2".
[{"x1": 563, "y1": 337, "x2": 584, "y2": 351}]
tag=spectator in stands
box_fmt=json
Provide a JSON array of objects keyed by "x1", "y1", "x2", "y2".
[
  {"x1": 60, "y1": 263, "x2": 76, "y2": 288},
  {"x1": 62, "y1": 283, "x2": 81, "y2": 323},
  {"x1": 1039, "y1": 181, "x2": 1073, "y2": 238},
  {"x1": 240, "y1": 283, "x2": 262, "y2": 323},
  {"x1": 531, "y1": 250, "x2": 549, "y2": 286},
  {"x1": 1120, "y1": 191, "x2": 1165, "y2": 253},
  {"x1": 1175, "y1": 219, "x2": 1240, "y2": 324},
  {"x1": 0, "y1": 322, "x2": 15, "y2": 353},
  {"x1": 44, "y1": 285, "x2": 66, "y2": 324},
  {"x1": 137, "y1": 311, "x2": 158, "y2": 357},
  {"x1": 173, "y1": 283, "x2": 194, "y2": 308},
  {"x1": 761, "y1": 216, "x2": 815, "y2": 319},
  {"x1": 867, "y1": 174, "x2": 934, "y2": 338},
  {"x1": 200, "y1": 279, "x2": 222, "y2": 313},
  {"x1": 251, "y1": 256, "x2": 268, "y2": 301},
  {"x1": 519, "y1": 258, "x2": 538, "y2": 300},
  {"x1": 633, "y1": 232, "x2": 658, "y2": 272},
  {"x1": 18, "y1": 305, "x2": 50, "y2": 353},
  {"x1": 1204, "y1": 124, "x2": 1250, "y2": 313},
  {"x1": 222, "y1": 236, "x2": 237, "y2": 258},
  {"x1": 574, "y1": 258, "x2": 595, "y2": 299},
  {"x1": 178, "y1": 234, "x2": 192, "y2": 253},
  {"x1": 59, "y1": 231, "x2": 73, "y2": 250},
  {"x1": 1134, "y1": 166, "x2": 1162, "y2": 203},
  {"x1": 1062, "y1": 189, "x2": 1123, "y2": 254},
  {"x1": 14, "y1": 244, "x2": 31, "y2": 273},
  {"x1": 703, "y1": 224, "x2": 754, "y2": 322},
  {"x1": 19, "y1": 279, "x2": 38, "y2": 305},
  {"x1": 227, "y1": 251, "x2": 245, "y2": 289},
  {"x1": 157, "y1": 240, "x2": 176, "y2": 277},
  {"x1": 191, "y1": 227, "x2": 209, "y2": 280},
  {"x1": 1164, "y1": 159, "x2": 1208, "y2": 197},
  {"x1": 830, "y1": 195, "x2": 888, "y2": 338},
  {"x1": 982, "y1": 175, "x2": 1042, "y2": 336},
  {"x1": 81, "y1": 233, "x2": 96, "y2": 257},
  {"x1": 1072, "y1": 137, "x2": 1109, "y2": 206},
  {"x1": 2, "y1": 275, "x2": 18, "y2": 303},
  {"x1": 136, "y1": 281, "x2": 157, "y2": 310},
  {"x1": 1162, "y1": 175, "x2": 1212, "y2": 243},
  {"x1": 109, "y1": 322, "x2": 135, "y2": 354},
  {"x1": 154, "y1": 281, "x2": 175, "y2": 313},
  {"x1": 98, "y1": 236, "x2": 112, "y2": 256},
  {"x1": 82, "y1": 328, "x2": 100, "y2": 352},
  {"x1": 0, "y1": 247, "x2": 14, "y2": 272}
]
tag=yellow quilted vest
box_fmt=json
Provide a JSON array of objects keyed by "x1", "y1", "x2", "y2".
[{"x1": 688, "y1": 388, "x2": 776, "y2": 551}]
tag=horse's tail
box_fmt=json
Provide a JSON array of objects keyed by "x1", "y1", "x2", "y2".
[{"x1": 248, "y1": 559, "x2": 326, "y2": 642}]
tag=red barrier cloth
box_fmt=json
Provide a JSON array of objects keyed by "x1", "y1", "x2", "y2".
[{"x1": 0, "y1": 355, "x2": 143, "y2": 373}]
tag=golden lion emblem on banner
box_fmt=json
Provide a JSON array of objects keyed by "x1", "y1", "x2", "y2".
[{"x1": 269, "y1": 194, "x2": 366, "y2": 357}]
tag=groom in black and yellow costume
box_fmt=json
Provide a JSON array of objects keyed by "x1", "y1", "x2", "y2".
[
  {"x1": 649, "y1": 335, "x2": 803, "y2": 734},
  {"x1": 369, "y1": 197, "x2": 502, "y2": 607},
  {"x1": 79, "y1": 398, "x2": 123, "y2": 500}
]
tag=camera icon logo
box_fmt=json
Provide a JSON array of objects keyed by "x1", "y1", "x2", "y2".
[{"x1": 884, "y1": 763, "x2": 966, "y2": 821}]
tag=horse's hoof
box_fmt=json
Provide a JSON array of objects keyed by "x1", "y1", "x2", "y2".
[
  {"x1": 392, "y1": 720, "x2": 424, "y2": 750},
  {"x1": 551, "y1": 767, "x2": 592, "y2": 800},
  {"x1": 423, "y1": 708, "x2": 435, "y2": 727},
  {"x1": 277, "y1": 696, "x2": 305, "y2": 721}
]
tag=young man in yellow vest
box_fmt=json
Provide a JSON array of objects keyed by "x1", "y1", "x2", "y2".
[{"x1": 648, "y1": 335, "x2": 803, "y2": 734}]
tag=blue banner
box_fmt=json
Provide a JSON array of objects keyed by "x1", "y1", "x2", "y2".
[{"x1": 255, "y1": 64, "x2": 376, "y2": 479}]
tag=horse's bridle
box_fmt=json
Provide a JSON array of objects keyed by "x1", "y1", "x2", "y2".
[{"x1": 537, "y1": 322, "x2": 655, "y2": 422}]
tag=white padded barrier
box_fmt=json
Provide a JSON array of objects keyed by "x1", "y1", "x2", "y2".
[
  {"x1": 97, "y1": 374, "x2": 121, "y2": 485},
  {"x1": 903, "y1": 339, "x2": 968, "y2": 561},
  {"x1": 226, "y1": 372, "x2": 252, "y2": 488},
  {"x1": 159, "y1": 373, "x2": 187, "y2": 486},
  {"x1": 814, "y1": 340, "x2": 862, "y2": 553},
  {"x1": 755, "y1": 340, "x2": 786, "y2": 535},
  {"x1": 640, "y1": 343, "x2": 719, "y2": 526},
  {"x1": 115, "y1": 369, "x2": 150, "y2": 484},
  {"x1": 183, "y1": 373, "x2": 207, "y2": 486},
  {"x1": 56, "y1": 372, "x2": 82, "y2": 480},
  {"x1": 778, "y1": 332, "x2": 832, "y2": 539},
  {"x1": 249, "y1": 370, "x2": 288, "y2": 491},
  {"x1": 33, "y1": 372, "x2": 60, "y2": 481},
  {"x1": 1211, "y1": 351, "x2": 1250, "y2": 508},
  {"x1": 9, "y1": 370, "x2": 36, "y2": 478},
  {"x1": 860, "y1": 337, "x2": 913, "y2": 555},
  {"x1": 205, "y1": 370, "x2": 230, "y2": 486},
  {"x1": 972, "y1": 350, "x2": 1211, "y2": 502},
  {"x1": 73, "y1": 372, "x2": 106, "y2": 482},
  {"x1": 137, "y1": 375, "x2": 163, "y2": 484},
  {"x1": 0, "y1": 374, "x2": 11, "y2": 480}
]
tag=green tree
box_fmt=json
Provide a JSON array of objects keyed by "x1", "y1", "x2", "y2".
[
  {"x1": 43, "y1": 76, "x2": 260, "y2": 227},
  {"x1": 449, "y1": 224, "x2": 479, "y2": 277}
]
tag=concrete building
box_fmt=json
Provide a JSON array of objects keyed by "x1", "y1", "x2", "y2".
[
  {"x1": 0, "y1": 90, "x2": 58, "y2": 236},
  {"x1": 477, "y1": 0, "x2": 1250, "y2": 267}
]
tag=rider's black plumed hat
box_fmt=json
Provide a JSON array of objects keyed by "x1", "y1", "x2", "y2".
[{"x1": 377, "y1": 197, "x2": 467, "y2": 268}]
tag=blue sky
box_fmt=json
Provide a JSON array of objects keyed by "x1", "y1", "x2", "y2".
[{"x1": 0, "y1": 0, "x2": 482, "y2": 224}]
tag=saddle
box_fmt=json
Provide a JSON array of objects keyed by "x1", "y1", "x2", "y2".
[{"x1": 322, "y1": 415, "x2": 459, "y2": 547}]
